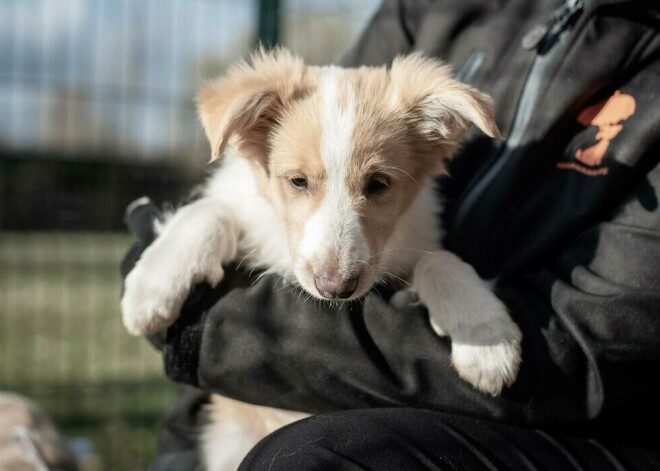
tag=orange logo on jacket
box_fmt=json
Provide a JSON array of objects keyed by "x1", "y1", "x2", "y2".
[{"x1": 557, "y1": 90, "x2": 636, "y2": 176}]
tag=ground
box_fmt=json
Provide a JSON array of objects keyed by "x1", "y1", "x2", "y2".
[{"x1": 0, "y1": 232, "x2": 178, "y2": 471}]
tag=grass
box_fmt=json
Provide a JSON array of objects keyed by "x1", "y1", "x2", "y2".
[{"x1": 0, "y1": 232, "x2": 179, "y2": 471}]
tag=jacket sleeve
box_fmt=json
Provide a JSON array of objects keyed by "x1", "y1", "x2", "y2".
[{"x1": 152, "y1": 163, "x2": 660, "y2": 443}]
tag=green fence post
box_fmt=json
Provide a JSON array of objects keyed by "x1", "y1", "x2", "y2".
[{"x1": 257, "y1": 0, "x2": 280, "y2": 49}]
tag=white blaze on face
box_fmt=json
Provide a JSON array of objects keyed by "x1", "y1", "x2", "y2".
[{"x1": 300, "y1": 67, "x2": 369, "y2": 279}]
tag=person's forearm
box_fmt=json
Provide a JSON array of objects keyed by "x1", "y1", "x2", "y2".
[
  {"x1": 163, "y1": 266, "x2": 595, "y2": 427},
  {"x1": 120, "y1": 201, "x2": 660, "y2": 445}
]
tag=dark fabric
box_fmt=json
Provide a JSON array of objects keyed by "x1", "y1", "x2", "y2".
[
  {"x1": 121, "y1": 0, "x2": 660, "y2": 468},
  {"x1": 154, "y1": 386, "x2": 209, "y2": 457},
  {"x1": 148, "y1": 451, "x2": 200, "y2": 471},
  {"x1": 239, "y1": 408, "x2": 660, "y2": 471},
  {"x1": 146, "y1": 387, "x2": 208, "y2": 471}
]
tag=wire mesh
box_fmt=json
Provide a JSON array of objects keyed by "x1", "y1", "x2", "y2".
[{"x1": 0, "y1": 1, "x2": 381, "y2": 469}]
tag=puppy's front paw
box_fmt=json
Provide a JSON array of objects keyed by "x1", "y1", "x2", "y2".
[
  {"x1": 121, "y1": 249, "x2": 225, "y2": 336},
  {"x1": 451, "y1": 336, "x2": 521, "y2": 396}
]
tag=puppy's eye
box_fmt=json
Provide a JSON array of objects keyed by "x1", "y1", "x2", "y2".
[
  {"x1": 365, "y1": 175, "x2": 389, "y2": 197},
  {"x1": 289, "y1": 177, "x2": 308, "y2": 190}
]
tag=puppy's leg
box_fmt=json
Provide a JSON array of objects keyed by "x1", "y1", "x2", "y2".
[
  {"x1": 412, "y1": 251, "x2": 522, "y2": 395},
  {"x1": 122, "y1": 197, "x2": 239, "y2": 336},
  {"x1": 203, "y1": 395, "x2": 308, "y2": 471}
]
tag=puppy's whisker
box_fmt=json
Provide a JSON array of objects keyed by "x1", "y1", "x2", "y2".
[
  {"x1": 253, "y1": 271, "x2": 267, "y2": 284},
  {"x1": 236, "y1": 248, "x2": 258, "y2": 271},
  {"x1": 354, "y1": 259, "x2": 374, "y2": 271},
  {"x1": 380, "y1": 270, "x2": 411, "y2": 287},
  {"x1": 380, "y1": 279, "x2": 398, "y2": 291},
  {"x1": 274, "y1": 279, "x2": 292, "y2": 293},
  {"x1": 248, "y1": 265, "x2": 260, "y2": 279},
  {"x1": 370, "y1": 247, "x2": 437, "y2": 259}
]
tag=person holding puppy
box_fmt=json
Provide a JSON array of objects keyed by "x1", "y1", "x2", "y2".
[{"x1": 123, "y1": 0, "x2": 660, "y2": 469}]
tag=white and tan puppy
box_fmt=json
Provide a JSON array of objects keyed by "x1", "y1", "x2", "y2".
[{"x1": 121, "y1": 48, "x2": 522, "y2": 470}]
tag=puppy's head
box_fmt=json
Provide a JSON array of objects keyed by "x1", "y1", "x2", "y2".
[{"x1": 198, "y1": 48, "x2": 499, "y2": 301}]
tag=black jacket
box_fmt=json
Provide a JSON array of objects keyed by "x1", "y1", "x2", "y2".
[{"x1": 124, "y1": 0, "x2": 660, "y2": 450}]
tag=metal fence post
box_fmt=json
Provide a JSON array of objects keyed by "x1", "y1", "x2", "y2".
[{"x1": 257, "y1": 0, "x2": 280, "y2": 49}]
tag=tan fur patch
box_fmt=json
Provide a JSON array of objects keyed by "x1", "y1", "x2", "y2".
[{"x1": 196, "y1": 48, "x2": 313, "y2": 163}]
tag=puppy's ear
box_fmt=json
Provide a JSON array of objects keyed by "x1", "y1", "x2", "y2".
[
  {"x1": 390, "y1": 53, "x2": 501, "y2": 155},
  {"x1": 197, "y1": 47, "x2": 308, "y2": 162}
]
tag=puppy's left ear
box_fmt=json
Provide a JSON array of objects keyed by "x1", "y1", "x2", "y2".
[
  {"x1": 391, "y1": 53, "x2": 501, "y2": 154},
  {"x1": 197, "y1": 47, "x2": 308, "y2": 162},
  {"x1": 418, "y1": 84, "x2": 501, "y2": 142}
]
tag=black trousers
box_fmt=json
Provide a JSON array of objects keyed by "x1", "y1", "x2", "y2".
[
  {"x1": 148, "y1": 388, "x2": 660, "y2": 471},
  {"x1": 238, "y1": 408, "x2": 659, "y2": 471}
]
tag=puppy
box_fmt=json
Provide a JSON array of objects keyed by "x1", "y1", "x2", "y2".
[{"x1": 121, "y1": 48, "x2": 522, "y2": 470}]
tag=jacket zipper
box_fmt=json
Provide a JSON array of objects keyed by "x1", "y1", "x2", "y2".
[{"x1": 451, "y1": 0, "x2": 584, "y2": 241}]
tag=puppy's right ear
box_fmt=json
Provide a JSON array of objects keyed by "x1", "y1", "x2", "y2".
[
  {"x1": 197, "y1": 48, "x2": 308, "y2": 162},
  {"x1": 390, "y1": 53, "x2": 501, "y2": 173}
]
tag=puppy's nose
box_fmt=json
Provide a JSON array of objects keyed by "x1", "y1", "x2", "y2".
[{"x1": 315, "y1": 274, "x2": 358, "y2": 299}]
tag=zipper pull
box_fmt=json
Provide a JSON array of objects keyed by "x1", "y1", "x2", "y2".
[
  {"x1": 522, "y1": 23, "x2": 552, "y2": 50},
  {"x1": 522, "y1": 0, "x2": 584, "y2": 51}
]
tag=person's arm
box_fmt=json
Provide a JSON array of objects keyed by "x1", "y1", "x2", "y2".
[{"x1": 122, "y1": 160, "x2": 660, "y2": 444}]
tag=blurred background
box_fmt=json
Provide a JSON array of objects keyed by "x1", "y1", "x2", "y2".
[{"x1": 0, "y1": 0, "x2": 380, "y2": 469}]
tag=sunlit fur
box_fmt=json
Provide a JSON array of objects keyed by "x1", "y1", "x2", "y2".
[
  {"x1": 122, "y1": 48, "x2": 521, "y2": 471},
  {"x1": 196, "y1": 48, "x2": 499, "y2": 301}
]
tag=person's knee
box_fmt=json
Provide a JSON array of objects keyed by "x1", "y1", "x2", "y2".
[
  {"x1": 238, "y1": 413, "x2": 352, "y2": 471},
  {"x1": 238, "y1": 408, "x2": 465, "y2": 471}
]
